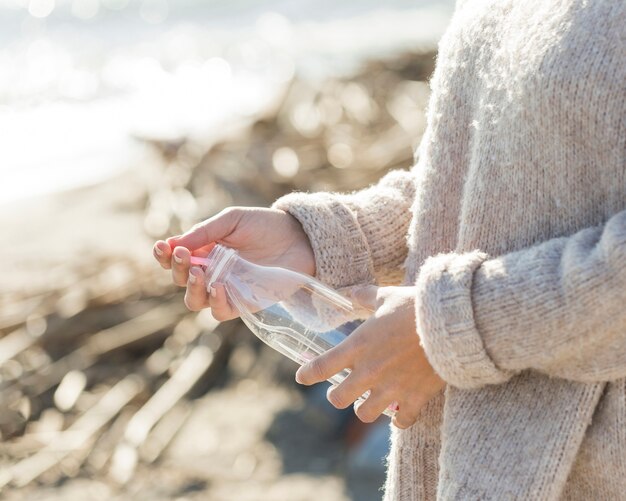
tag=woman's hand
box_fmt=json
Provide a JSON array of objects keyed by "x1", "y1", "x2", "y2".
[
  {"x1": 295, "y1": 285, "x2": 446, "y2": 429},
  {"x1": 152, "y1": 207, "x2": 315, "y2": 320}
]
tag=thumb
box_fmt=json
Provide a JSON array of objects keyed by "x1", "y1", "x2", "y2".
[
  {"x1": 345, "y1": 284, "x2": 379, "y2": 312},
  {"x1": 295, "y1": 340, "x2": 353, "y2": 386},
  {"x1": 167, "y1": 210, "x2": 237, "y2": 251}
]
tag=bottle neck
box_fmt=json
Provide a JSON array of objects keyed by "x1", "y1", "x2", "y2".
[{"x1": 205, "y1": 245, "x2": 238, "y2": 284}]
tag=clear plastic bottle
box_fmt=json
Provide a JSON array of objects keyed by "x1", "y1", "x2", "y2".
[{"x1": 191, "y1": 244, "x2": 397, "y2": 417}]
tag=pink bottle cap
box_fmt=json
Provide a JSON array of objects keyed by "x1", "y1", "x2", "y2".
[{"x1": 189, "y1": 256, "x2": 209, "y2": 266}]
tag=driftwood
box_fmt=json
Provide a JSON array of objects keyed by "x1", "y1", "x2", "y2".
[
  {"x1": 0, "y1": 295, "x2": 51, "y2": 333},
  {"x1": 0, "y1": 323, "x2": 46, "y2": 366},
  {"x1": 138, "y1": 402, "x2": 192, "y2": 463},
  {"x1": 0, "y1": 304, "x2": 235, "y2": 491},
  {"x1": 3, "y1": 375, "x2": 144, "y2": 488},
  {"x1": 110, "y1": 345, "x2": 214, "y2": 484},
  {"x1": 13, "y1": 303, "x2": 186, "y2": 398},
  {"x1": 85, "y1": 407, "x2": 134, "y2": 474},
  {"x1": 109, "y1": 322, "x2": 234, "y2": 484}
]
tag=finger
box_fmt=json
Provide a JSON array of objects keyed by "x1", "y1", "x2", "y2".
[
  {"x1": 191, "y1": 243, "x2": 216, "y2": 260},
  {"x1": 207, "y1": 283, "x2": 239, "y2": 321},
  {"x1": 391, "y1": 394, "x2": 425, "y2": 429},
  {"x1": 184, "y1": 267, "x2": 209, "y2": 311},
  {"x1": 171, "y1": 246, "x2": 191, "y2": 286},
  {"x1": 392, "y1": 411, "x2": 418, "y2": 430},
  {"x1": 295, "y1": 341, "x2": 354, "y2": 386},
  {"x1": 353, "y1": 390, "x2": 393, "y2": 423},
  {"x1": 153, "y1": 240, "x2": 173, "y2": 269},
  {"x1": 393, "y1": 388, "x2": 435, "y2": 427},
  {"x1": 348, "y1": 285, "x2": 379, "y2": 312},
  {"x1": 326, "y1": 374, "x2": 370, "y2": 410},
  {"x1": 168, "y1": 209, "x2": 238, "y2": 251}
]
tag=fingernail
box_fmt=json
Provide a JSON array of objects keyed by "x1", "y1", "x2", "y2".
[
  {"x1": 209, "y1": 285, "x2": 216, "y2": 298},
  {"x1": 154, "y1": 246, "x2": 163, "y2": 256},
  {"x1": 295, "y1": 366, "x2": 307, "y2": 384},
  {"x1": 189, "y1": 267, "x2": 202, "y2": 284},
  {"x1": 173, "y1": 254, "x2": 183, "y2": 264}
]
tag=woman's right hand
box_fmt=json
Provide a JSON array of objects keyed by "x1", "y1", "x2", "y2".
[{"x1": 152, "y1": 207, "x2": 316, "y2": 319}]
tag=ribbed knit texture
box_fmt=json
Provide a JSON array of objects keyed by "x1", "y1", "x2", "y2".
[
  {"x1": 275, "y1": 170, "x2": 416, "y2": 289},
  {"x1": 274, "y1": 0, "x2": 625, "y2": 499}
]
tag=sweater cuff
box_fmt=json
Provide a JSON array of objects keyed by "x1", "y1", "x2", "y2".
[
  {"x1": 272, "y1": 192, "x2": 375, "y2": 289},
  {"x1": 415, "y1": 251, "x2": 516, "y2": 389}
]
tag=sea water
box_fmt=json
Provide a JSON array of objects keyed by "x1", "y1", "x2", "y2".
[{"x1": 0, "y1": 0, "x2": 454, "y2": 205}]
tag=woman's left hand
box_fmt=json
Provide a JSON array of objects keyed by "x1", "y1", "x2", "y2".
[{"x1": 295, "y1": 285, "x2": 446, "y2": 429}]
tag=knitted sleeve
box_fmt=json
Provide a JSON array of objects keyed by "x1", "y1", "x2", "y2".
[
  {"x1": 415, "y1": 208, "x2": 626, "y2": 389},
  {"x1": 272, "y1": 169, "x2": 416, "y2": 290}
]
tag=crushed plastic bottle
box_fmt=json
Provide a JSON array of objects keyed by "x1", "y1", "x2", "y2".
[{"x1": 191, "y1": 244, "x2": 397, "y2": 417}]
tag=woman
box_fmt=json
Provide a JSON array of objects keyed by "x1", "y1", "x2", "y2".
[{"x1": 153, "y1": 0, "x2": 625, "y2": 498}]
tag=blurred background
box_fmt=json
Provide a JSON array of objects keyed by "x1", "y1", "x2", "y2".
[{"x1": 0, "y1": 1, "x2": 454, "y2": 499}]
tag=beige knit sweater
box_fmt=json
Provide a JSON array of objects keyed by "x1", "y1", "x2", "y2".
[{"x1": 273, "y1": 0, "x2": 626, "y2": 499}]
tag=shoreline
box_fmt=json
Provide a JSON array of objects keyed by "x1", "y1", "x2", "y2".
[{"x1": 0, "y1": 166, "x2": 153, "y2": 295}]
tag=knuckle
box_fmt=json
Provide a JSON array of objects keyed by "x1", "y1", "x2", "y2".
[
  {"x1": 359, "y1": 364, "x2": 381, "y2": 385},
  {"x1": 405, "y1": 391, "x2": 428, "y2": 411},
  {"x1": 183, "y1": 295, "x2": 200, "y2": 312},
  {"x1": 221, "y1": 206, "x2": 242, "y2": 220},
  {"x1": 349, "y1": 332, "x2": 367, "y2": 353},
  {"x1": 327, "y1": 389, "x2": 349, "y2": 409},
  {"x1": 346, "y1": 339, "x2": 367, "y2": 364},
  {"x1": 173, "y1": 276, "x2": 187, "y2": 287},
  {"x1": 309, "y1": 358, "x2": 327, "y2": 382}
]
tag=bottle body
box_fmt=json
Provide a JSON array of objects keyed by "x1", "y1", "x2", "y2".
[{"x1": 196, "y1": 245, "x2": 396, "y2": 417}]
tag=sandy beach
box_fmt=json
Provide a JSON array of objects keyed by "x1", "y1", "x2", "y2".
[{"x1": 0, "y1": 169, "x2": 151, "y2": 292}]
